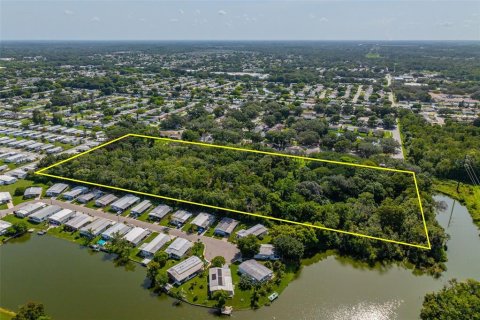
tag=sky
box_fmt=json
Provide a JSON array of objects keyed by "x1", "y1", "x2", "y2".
[{"x1": 1, "y1": 0, "x2": 479, "y2": 41}]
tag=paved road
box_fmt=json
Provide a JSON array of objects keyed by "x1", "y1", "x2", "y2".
[
  {"x1": 388, "y1": 120, "x2": 405, "y2": 160},
  {"x1": 1, "y1": 199, "x2": 240, "y2": 263},
  {"x1": 352, "y1": 85, "x2": 363, "y2": 103}
]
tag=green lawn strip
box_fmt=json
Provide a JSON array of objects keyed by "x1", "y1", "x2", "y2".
[
  {"x1": 434, "y1": 179, "x2": 480, "y2": 229},
  {"x1": 1, "y1": 214, "x2": 47, "y2": 231},
  {"x1": 47, "y1": 226, "x2": 101, "y2": 246},
  {"x1": 0, "y1": 179, "x2": 48, "y2": 205},
  {"x1": 0, "y1": 307, "x2": 15, "y2": 320}
]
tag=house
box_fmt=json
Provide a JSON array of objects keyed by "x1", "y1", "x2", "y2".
[
  {"x1": 79, "y1": 218, "x2": 113, "y2": 238},
  {"x1": 95, "y1": 193, "x2": 118, "y2": 207},
  {"x1": 76, "y1": 191, "x2": 98, "y2": 204},
  {"x1": 130, "y1": 200, "x2": 152, "y2": 217},
  {"x1": 123, "y1": 227, "x2": 150, "y2": 246},
  {"x1": 62, "y1": 186, "x2": 88, "y2": 201},
  {"x1": 214, "y1": 217, "x2": 239, "y2": 237},
  {"x1": 0, "y1": 220, "x2": 13, "y2": 235},
  {"x1": 170, "y1": 210, "x2": 193, "y2": 227},
  {"x1": 236, "y1": 224, "x2": 268, "y2": 239},
  {"x1": 48, "y1": 209, "x2": 75, "y2": 225},
  {"x1": 165, "y1": 237, "x2": 193, "y2": 259},
  {"x1": 28, "y1": 205, "x2": 62, "y2": 223},
  {"x1": 0, "y1": 175, "x2": 17, "y2": 185},
  {"x1": 254, "y1": 244, "x2": 279, "y2": 261},
  {"x1": 8, "y1": 169, "x2": 27, "y2": 179},
  {"x1": 167, "y1": 256, "x2": 204, "y2": 285},
  {"x1": 139, "y1": 233, "x2": 170, "y2": 257},
  {"x1": 101, "y1": 222, "x2": 132, "y2": 241},
  {"x1": 190, "y1": 212, "x2": 215, "y2": 231},
  {"x1": 110, "y1": 194, "x2": 140, "y2": 212},
  {"x1": 0, "y1": 192, "x2": 12, "y2": 204},
  {"x1": 24, "y1": 186, "x2": 42, "y2": 199},
  {"x1": 45, "y1": 183, "x2": 69, "y2": 197},
  {"x1": 15, "y1": 202, "x2": 47, "y2": 218},
  {"x1": 65, "y1": 213, "x2": 94, "y2": 231},
  {"x1": 209, "y1": 267, "x2": 234, "y2": 296},
  {"x1": 238, "y1": 259, "x2": 274, "y2": 283},
  {"x1": 148, "y1": 204, "x2": 172, "y2": 220}
]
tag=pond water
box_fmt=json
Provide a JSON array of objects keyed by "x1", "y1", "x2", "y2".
[{"x1": 1, "y1": 194, "x2": 479, "y2": 320}]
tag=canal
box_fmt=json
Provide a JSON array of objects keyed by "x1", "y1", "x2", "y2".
[{"x1": 1, "y1": 194, "x2": 479, "y2": 320}]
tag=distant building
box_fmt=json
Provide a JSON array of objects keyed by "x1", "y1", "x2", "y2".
[
  {"x1": 190, "y1": 212, "x2": 215, "y2": 231},
  {"x1": 45, "y1": 183, "x2": 69, "y2": 197},
  {"x1": 28, "y1": 205, "x2": 62, "y2": 223},
  {"x1": 15, "y1": 202, "x2": 46, "y2": 218},
  {"x1": 0, "y1": 175, "x2": 17, "y2": 185},
  {"x1": 0, "y1": 220, "x2": 12, "y2": 235},
  {"x1": 238, "y1": 259, "x2": 274, "y2": 283},
  {"x1": 165, "y1": 237, "x2": 193, "y2": 259},
  {"x1": 95, "y1": 193, "x2": 118, "y2": 207},
  {"x1": 65, "y1": 213, "x2": 94, "y2": 231},
  {"x1": 148, "y1": 204, "x2": 172, "y2": 221},
  {"x1": 167, "y1": 256, "x2": 204, "y2": 285},
  {"x1": 209, "y1": 267, "x2": 234, "y2": 296},
  {"x1": 139, "y1": 233, "x2": 170, "y2": 257},
  {"x1": 23, "y1": 187, "x2": 42, "y2": 199},
  {"x1": 170, "y1": 210, "x2": 193, "y2": 227},
  {"x1": 236, "y1": 224, "x2": 268, "y2": 239},
  {"x1": 110, "y1": 195, "x2": 140, "y2": 212},
  {"x1": 48, "y1": 208, "x2": 75, "y2": 225},
  {"x1": 80, "y1": 218, "x2": 113, "y2": 238},
  {"x1": 254, "y1": 244, "x2": 279, "y2": 261},
  {"x1": 62, "y1": 186, "x2": 88, "y2": 201},
  {"x1": 214, "y1": 217, "x2": 239, "y2": 237},
  {"x1": 0, "y1": 192, "x2": 12, "y2": 204},
  {"x1": 130, "y1": 200, "x2": 152, "y2": 217},
  {"x1": 123, "y1": 227, "x2": 150, "y2": 246},
  {"x1": 101, "y1": 222, "x2": 132, "y2": 241}
]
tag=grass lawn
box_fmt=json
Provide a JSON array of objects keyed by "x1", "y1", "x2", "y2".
[
  {"x1": 47, "y1": 226, "x2": 92, "y2": 245},
  {"x1": 0, "y1": 179, "x2": 49, "y2": 206},
  {"x1": 2, "y1": 214, "x2": 47, "y2": 231},
  {"x1": 434, "y1": 179, "x2": 480, "y2": 229},
  {"x1": 0, "y1": 307, "x2": 15, "y2": 320}
]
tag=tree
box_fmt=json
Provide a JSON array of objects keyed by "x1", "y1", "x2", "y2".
[
  {"x1": 32, "y1": 110, "x2": 46, "y2": 125},
  {"x1": 211, "y1": 256, "x2": 226, "y2": 268},
  {"x1": 153, "y1": 251, "x2": 169, "y2": 268},
  {"x1": 212, "y1": 290, "x2": 229, "y2": 308},
  {"x1": 51, "y1": 113, "x2": 64, "y2": 125},
  {"x1": 12, "y1": 302, "x2": 51, "y2": 320},
  {"x1": 473, "y1": 117, "x2": 480, "y2": 127},
  {"x1": 14, "y1": 186, "x2": 27, "y2": 196},
  {"x1": 420, "y1": 279, "x2": 480, "y2": 320},
  {"x1": 109, "y1": 233, "x2": 132, "y2": 265},
  {"x1": 238, "y1": 274, "x2": 254, "y2": 290},
  {"x1": 237, "y1": 235, "x2": 260, "y2": 259},
  {"x1": 273, "y1": 235, "x2": 304, "y2": 263},
  {"x1": 7, "y1": 222, "x2": 28, "y2": 237}
]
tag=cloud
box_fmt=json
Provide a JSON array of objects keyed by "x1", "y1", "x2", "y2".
[
  {"x1": 91, "y1": 16, "x2": 100, "y2": 22},
  {"x1": 319, "y1": 17, "x2": 329, "y2": 22},
  {"x1": 64, "y1": 9, "x2": 74, "y2": 16},
  {"x1": 218, "y1": 10, "x2": 227, "y2": 16},
  {"x1": 179, "y1": 9, "x2": 184, "y2": 15},
  {"x1": 308, "y1": 14, "x2": 328, "y2": 22},
  {"x1": 170, "y1": 18, "x2": 179, "y2": 23},
  {"x1": 195, "y1": 9, "x2": 201, "y2": 16}
]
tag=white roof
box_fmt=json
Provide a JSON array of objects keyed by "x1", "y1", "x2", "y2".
[{"x1": 123, "y1": 227, "x2": 149, "y2": 245}]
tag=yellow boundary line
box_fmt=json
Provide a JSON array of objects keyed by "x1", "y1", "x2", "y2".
[{"x1": 35, "y1": 133, "x2": 431, "y2": 250}]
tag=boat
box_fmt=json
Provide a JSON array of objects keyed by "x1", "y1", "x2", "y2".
[
  {"x1": 37, "y1": 230, "x2": 47, "y2": 235},
  {"x1": 268, "y1": 292, "x2": 279, "y2": 301}
]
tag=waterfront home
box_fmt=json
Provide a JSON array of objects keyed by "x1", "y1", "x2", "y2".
[
  {"x1": 0, "y1": 192, "x2": 12, "y2": 204},
  {"x1": 170, "y1": 210, "x2": 193, "y2": 227},
  {"x1": 65, "y1": 213, "x2": 94, "y2": 231},
  {"x1": 23, "y1": 186, "x2": 42, "y2": 199},
  {"x1": 101, "y1": 222, "x2": 132, "y2": 241},
  {"x1": 254, "y1": 244, "x2": 279, "y2": 261},
  {"x1": 214, "y1": 217, "x2": 239, "y2": 237},
  {"x1": 123, "y1": 227, "x2": 150, "y2": 246},
  {"x1": 14, "y1": 202, "x2": 46, "y2": 218},
  {"x1": 190, "y1": 212, "x2": 215, "y2": 232},
  {"x1": 110, "y1": 194, "x2": 140, "y2": 212},
  {"x1": 45, "y1": 183, "x2": 69, "y2": 197},
  {"x1": 130, "y1": 200, "x2": 152, "y2": 217},
  {"x1": 0, "y1": 220, "x2": 13, "y2": 235},
  {"x1": 95, "y1": 193, "x2": 118, "y2": 207},
  {"x1": 238, "y1": 259, "x2": 274, "y2": 283},
  {"x1": 62, "y1": 186, "x2": 88, "y2": 201},
  {"x1": 236, "y1": 224, "x2": 268, "y2": 239},
  {"x1": 139, "y1": 233, "x2": 170, "y2": 258},
  {"x1": 147, "y1": 204, "x2": 172, "y2": 221},
  {"x1": 167, "y1": 256, "x2": 204, "y2": 285},
  {"x1": 0, "y1": 175, "x2": 17, "y2": 185},
  {"x1": 80, "y1": 218, "x2": 113, "y2": 238},
  {"x1": 28, "y1": 205, "x2": 62, "y2": 223},
  {"x1": 48, "y1": 208, "x2": 75, "y2": 225},
  {"x1": 209, "y1": 267, "x2": 234, "y2": 297},
  {"x1": 165, "y1": 237, "x2": 193, "y2": 259}
]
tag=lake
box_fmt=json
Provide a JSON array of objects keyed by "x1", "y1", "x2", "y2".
[{"x1": 1, "y1": 195, "x2": 479, "y2": 320}]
